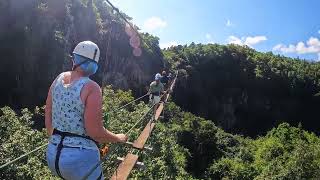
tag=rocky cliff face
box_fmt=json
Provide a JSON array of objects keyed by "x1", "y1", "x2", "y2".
[
  {"x1": 0, "y1": 0, "x2": 164, "y2": 108},
  {"x1": 167, "y1": 44, "x2": 320, "y2": 136}
]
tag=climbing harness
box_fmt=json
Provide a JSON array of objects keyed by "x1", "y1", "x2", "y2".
[{"x1": 52, "y1": 129, "x2": 99, "y2": 179}]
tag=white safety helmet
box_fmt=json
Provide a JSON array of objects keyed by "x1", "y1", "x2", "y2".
[
  {"x1": 73, "y1": 41, "x2": 100, "y2": 62},
  {"x1": 155, "y1": 73, "x2": 162, "y2": 81}
]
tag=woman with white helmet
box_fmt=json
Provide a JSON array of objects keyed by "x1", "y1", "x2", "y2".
[{"x1": 45, "y1": 41, "x2": 127, "y2": 180}]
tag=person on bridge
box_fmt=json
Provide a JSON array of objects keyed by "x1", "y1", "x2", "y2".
[
  {"x1": 160, "y1": 70, "x2": 169, "y2": 88},
  {"x1": 148, "y1": 73, "x2": 165, "y2": 115},
  {"x1": 168, "y1": 72, "x2": 173, "y2": 83},
  {"x1": 45, "y1": 41, "x2": 128, "y2": 180}
]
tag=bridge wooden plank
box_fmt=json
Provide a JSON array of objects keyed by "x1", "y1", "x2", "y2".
[
  {"x1": 164, "y1": 75, "x2": 177, "y2": 102},
  {"x1": 110, "y1": 153, "x2": 139, "y2": 180},
  {"x1": 154, "y1": 103, "x2": 164, "y2": 120},
  {"x1": 132, "y1": 121, "x2": 156, "y2": 149},
  {"x1": 132, "y1": 98, "x2": 165, "y2": 150}
]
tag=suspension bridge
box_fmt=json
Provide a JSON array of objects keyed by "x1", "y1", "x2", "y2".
[
  {"x1": 0, "y1": 0, "x2": 178, "y2": 179},
  {"x1": 0, "y1": 73, "x2": 178, "y2": 180}
]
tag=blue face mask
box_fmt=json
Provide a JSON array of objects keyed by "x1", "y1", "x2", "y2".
[{"x1": 73, "y1": 54, "x2": 98, "y2": 76}]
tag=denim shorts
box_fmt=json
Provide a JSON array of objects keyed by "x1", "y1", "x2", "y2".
[{"x1": 46, "y1": 142, "x2": 104, "y2": 180}]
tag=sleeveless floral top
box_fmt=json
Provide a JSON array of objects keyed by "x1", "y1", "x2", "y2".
[{"x1": 49, "y1": 73, "x2": 98, "y2": 150}]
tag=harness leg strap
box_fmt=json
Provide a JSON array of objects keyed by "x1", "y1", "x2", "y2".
[
  {"x1": 97, "y1": 172, "x2": 103, "y2": 180},
  {"x1": 55, "y1": 135, "x2": 66, "y2": 179}
]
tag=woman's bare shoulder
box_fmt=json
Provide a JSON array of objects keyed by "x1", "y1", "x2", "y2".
[
  {"x1": 80, "y1": 79, "x2": 101, "y2": 103},
  {"x1": 84, "y1": 79, "x2": 101, "y2": 93}
]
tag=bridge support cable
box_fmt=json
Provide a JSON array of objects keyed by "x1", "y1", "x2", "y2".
[{"x1": 104, "y1": 0, "x2": 165, "y2": 63}]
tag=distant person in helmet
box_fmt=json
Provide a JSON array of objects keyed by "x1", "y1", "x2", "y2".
[
  {"x1": 167, "y1": 72, "x2": 172, "y2": 82},
  {"x1": 160, "y1": 71, "x2": 169, "y2": 87},
  {"x1": 148, "y1": 73, "x2": 165, "y2": 114},
  {"x1": 45, "y1": 41, "x2": 127, "y2": 180}
]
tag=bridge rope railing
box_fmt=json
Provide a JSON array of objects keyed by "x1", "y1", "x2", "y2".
[
  {"x1": 0, "y1": 143, "x2": 48, "y2": 169},
  {"x1": 108, "y1": 93, "x2": 149, "y2": 115}
]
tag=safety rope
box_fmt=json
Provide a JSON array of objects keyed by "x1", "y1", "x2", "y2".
[
  {"x1": 0, "y1": 143, "x2": 48, "y2": 170},
  {"x1": 109, "y1": 93, "x2": 149, "y2": 114}
]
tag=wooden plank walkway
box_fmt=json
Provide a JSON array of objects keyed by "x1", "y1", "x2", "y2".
[
  {"x1": 164, "y1": 75, "x2": 177, "y2": 102},
  {"x1": 132, "y1": 121, "x2": 156, "y2": 149},
  {"x1": 154, "y1": 102, "x2": 164, "y2": 120},
  {"x1": 132, "y1": 102, "x2": 164, "y2": 149},
  {"x1": 110, "y1": 153, "x2": 139, "y2": 180}
]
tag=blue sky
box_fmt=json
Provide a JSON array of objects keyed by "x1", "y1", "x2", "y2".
[{"x1": 110, "y1": 0, "x2": 320, "y2": 61}]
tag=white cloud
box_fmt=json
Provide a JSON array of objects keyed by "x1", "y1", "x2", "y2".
[
  {"x1": 227, "y1": 36, "x2": 243, "y2": 45},
  {"x1": 318, "y1": 53, "x2": 320, "y2": 61},
  {"x1": 226, "y1": 19, "x2": 233, "y2": 27},
  {"x1": 160, "y1": 41, "x2": 178, "y2": 49},
  {"x1": 272, "y1": 44, "x2": 296, "y2": 53},
  {"x1": 143, "y1": 17, "x2": 167, "y2": 32},
  {"x1": 205, "y1": 33, "x2": 212, "y2": 39},
  {"x1": 244, "y1": 36, "x2": 267, "y2": 46},
  {"x1": 227, "y1": 35, "x2": 267, "y2": 47},
  {"x1": 273, "y1": 37, "x2": 320, "y2": 55}
]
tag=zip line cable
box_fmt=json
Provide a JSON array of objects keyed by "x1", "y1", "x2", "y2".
[
  {"x1": 104, "y1": 0, "x2": 165, "y2": 66},
  {"x1": 104, "y1": 0, "x2": 145, "y2": 47}
]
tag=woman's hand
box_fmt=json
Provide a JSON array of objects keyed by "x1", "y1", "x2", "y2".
[{"x1": 116, "y1": 134, "x2": 128, "y2": 143}]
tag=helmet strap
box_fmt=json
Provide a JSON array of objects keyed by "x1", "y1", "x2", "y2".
[
  {"x1": 72, "y1": 59, "x2": 90, "y2": 71},
  {"x1": 72, "y1": 59, "x2": 98, "y2": 71}
]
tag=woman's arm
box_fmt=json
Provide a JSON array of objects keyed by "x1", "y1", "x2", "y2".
[
  {"x1": 45, "y1": 85, "x2": 53, "y2": 136},
  {"x1": 84, "y1": 82, "x2": 127, "y2": 143}
]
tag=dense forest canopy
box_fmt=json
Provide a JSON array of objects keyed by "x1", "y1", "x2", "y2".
[
  {"x1": 164, "y1": 43, "x2": 320, "y2": 136},
  {"x1": 1, "y1": 87, "x2": 320, "y2": 179},
  {"x1": 1, "y1": 0, "x2": 320, "y2": 179}
]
